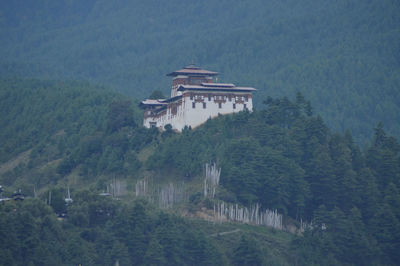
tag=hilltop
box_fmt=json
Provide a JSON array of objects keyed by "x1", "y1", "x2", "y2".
[
  {"x1": 0, "y1": 0, "x2": 400, "y2": 143},
  {"x1": 1, "y1": 78, "x2": 399, "y2": 265}
]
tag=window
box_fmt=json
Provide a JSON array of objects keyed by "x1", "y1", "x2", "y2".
[
  {"x1": 149, "y1": 122, "x2": 157, "y2": 128},
  {"x1": 233, "y1": 103, "x2": 236, "y2": 109},
  {"x1": 190, "y1": 93, "x2": 193, "y2": 100},
  {"x1": 244, "y1": 104, "x2": 247, "y2": 110},
  {"x1": 218, "y1": 102, "x2": 222, "y2": 109},
  {"x1": 245, "y1": 95, "x2": 249, "y2": 102},
  {"x1": 228, "y1": 95, "x2": 232, "y2": 101},
  {"x1": 192, "y1": 102, "x2": 196, "y2": 109},
  {"x1": 203, "y1": 102, "x2": 206, "y2": 109},
  {"x1": 208, "y1": 94, "x2": 211, "y2": 101}
]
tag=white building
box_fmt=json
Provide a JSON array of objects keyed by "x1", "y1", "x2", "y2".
[{"x1": 139, "y1": 64, "x2": 256, "y2": 131}]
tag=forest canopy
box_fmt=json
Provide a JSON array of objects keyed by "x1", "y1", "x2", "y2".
[
  {"x1": 0, "y1": 0, "x2": 399, "y2": 143},
  {"x1": 0, "y1": 0, "x2": 399, "y2": 264},
  {"x1": 1, "y1": 79, "x2": 399, "y2": 265}
]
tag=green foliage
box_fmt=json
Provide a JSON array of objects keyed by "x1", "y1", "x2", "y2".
[
  {"x1": 147, "y1": 97, "x2": 317, "y2": 217},
  {"x1": 107, "y1": 99, "x2": 136, "y2": 133},
  {"x1": 0, "y1": 79, "x2": 151, "y2": 185},
  {"x1": 1, "y1": 0, "x2": 400, "y2": 143},
  {"x1": 147, "y1": 96, "x2": 400, "y2": 265},
  {"x1": 0, "y1": 76, "x2": 399, "y2": 265},
  {"x1": 0, "y1": 199, "x2": 66, "y2": 265},
  {"x1": 293, "y1": 207, "x2": 381, "y2": 265},
  {"x1": 148, "y1": 90, "x2": 166, "y2": 100},
  {"x1": 0, "y1": 196, "x2": 230, "y2": 265},
  {"x1": 0, "y1": 79, "x2": 114, "y2": 163},
  {"x1": 233, "y1": 236, "x2": 264, "y2": 266}
]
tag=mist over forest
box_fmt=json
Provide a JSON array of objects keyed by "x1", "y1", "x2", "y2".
[
  {"x1": 0, "y1": 0, "x2": 399, "y2": 143},
  {"x1": 1, "y1": 1, "x2": 400, "y2": 265}
]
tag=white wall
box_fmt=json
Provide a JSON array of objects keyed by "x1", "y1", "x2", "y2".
[{"x1": 144, "y1": 92, "x2": 253, "y2": 131}]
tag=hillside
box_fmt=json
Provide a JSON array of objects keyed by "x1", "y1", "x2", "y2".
[
  {"x1": 0, "y1": 0, "x2": 399, "y2": 143},
  {"x1": 0, "y1": 196, "x2": 297, "y2": 265},
  {"x1": 1, "y1": 79, "x2": 399, "y2": 265}
]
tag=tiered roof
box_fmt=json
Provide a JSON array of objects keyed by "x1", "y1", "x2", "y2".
[
  {"x1": 139, "y1": 99, "x2": 167, "y2": 107},
  {"x1": 140, "y1": 65, "x2": 256, "y2": 109},
  {"x1": 139, "y1": 95, "x2": 183, "y2": 107},
  {"x1": 167, "y1": 64, "x2": 218, "y2": 77}
]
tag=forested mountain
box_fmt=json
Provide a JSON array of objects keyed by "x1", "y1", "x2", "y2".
[
  {"x1": 1, "y1": 79, "x2": 399, "y2": 265},
  {"x1": 0, "y1": 196, "x2": 229, "y2": 265},
  {"x1": 0, "y1": 0, "x2": 399, "y2": 143}
]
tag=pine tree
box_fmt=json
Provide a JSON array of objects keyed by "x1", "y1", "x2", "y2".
[
  {"x1": 143, "y1": 237, "x2": 166, "y2": 266},
  {"x1": 233, "y1": 236, "x2": 264, "y2": 266},
  {"x1": 369, "y1": 203, "x2": 400, "y2": 264}
]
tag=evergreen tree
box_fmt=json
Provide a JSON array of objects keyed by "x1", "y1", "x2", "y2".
[
  {"x1": 233, "y1": 236, "x2": 264, "y2": 266},
  {"x1": 143, "y1": 237, "x2": 166, "y2": 266}
]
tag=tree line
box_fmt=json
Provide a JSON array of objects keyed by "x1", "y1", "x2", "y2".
[{"x1": 1, "y1": 78, "x2": 399, "y2": 264}]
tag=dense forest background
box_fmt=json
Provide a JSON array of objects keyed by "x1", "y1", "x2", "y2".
[
  {"x1": 1, "y1": 0, "x2": 400, "y2": 265},
  {"x1": 1, "y1": 79, "x2": 399, "y2": 265},
  {"x1": 0, "y1": 0, "x2": 399, "y2": 144}
]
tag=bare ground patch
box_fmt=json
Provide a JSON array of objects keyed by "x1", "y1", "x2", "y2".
[{"x1": 0, "y1": 150, "x2": 31, "y2": 175}]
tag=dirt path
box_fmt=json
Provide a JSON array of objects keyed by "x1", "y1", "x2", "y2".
[{"x1": 209, "y1": 229, "x2": 241, "y2": 237}]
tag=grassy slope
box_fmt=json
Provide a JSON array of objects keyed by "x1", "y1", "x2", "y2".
[
  {"x1": 190, "y1": 219, "x2": 294, "y2": 265},
  {"x1": 1, "y1": 72, "x2": 399, "y2": 264},
  {"x1": 0, "y1": 78, "x2": 295, "y2": 265}
]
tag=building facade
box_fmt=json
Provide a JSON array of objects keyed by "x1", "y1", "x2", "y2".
[{"x1": 140, "y1": 65, "x2": 256, "y2": 131}]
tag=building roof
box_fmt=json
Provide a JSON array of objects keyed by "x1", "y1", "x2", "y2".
[
  {"x1": 139, "y1": 99, "x2": 167, "y2": 107},
  {"x1": 161, "y1": 95, "x2": 183, "y2": 103},
  {"x1": 202, "y1": 82, "x2": 235, "y2": 88},
  {"x1": 167, "y1": 64, "x2": 218, "y2": 77},
  {"x1": 139, "y1": 95, "x2": 183, "y2": 109},
  {"x1": 177, "y1": 84, "x2": 256, "y2": 92}
]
